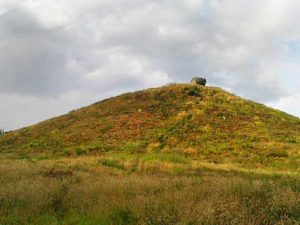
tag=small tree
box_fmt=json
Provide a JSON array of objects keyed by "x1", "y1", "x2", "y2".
[{"x1": 0, "y1": 129, "x2": 4, "y2": 136}]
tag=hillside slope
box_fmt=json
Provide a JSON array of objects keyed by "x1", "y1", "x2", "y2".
[{"x1": 1, "y1": 84, "x2": 300, "y2": 165}]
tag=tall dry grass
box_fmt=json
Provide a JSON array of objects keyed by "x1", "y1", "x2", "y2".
[{"x1": 0, "y1": 158, "x2": 300, "y2": 225}]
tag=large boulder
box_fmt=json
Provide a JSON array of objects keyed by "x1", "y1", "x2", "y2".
[{"x1": 191, "y1": 77, "x2": 206, "y2": 86}]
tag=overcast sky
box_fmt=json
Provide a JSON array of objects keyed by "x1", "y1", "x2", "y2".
[{"x1": 0, "y1": 0, "x2": 300, "y2": 130}]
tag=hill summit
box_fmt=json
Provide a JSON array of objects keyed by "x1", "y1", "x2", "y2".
[{"x1": 1, "y1": 83, "x2": 300, "y2": 165}]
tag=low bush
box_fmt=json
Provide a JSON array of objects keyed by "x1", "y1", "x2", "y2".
[
  {"x1": 100, "y1": 159, "x2": 124, "y2": 169},
  {"x1": 186, "y1": 88, "x2": 200, "y2": 97},
  {"x1": 121, "y1": 141, "x2": 143, "y2": 153},
  {"x1": 109, "y1": 208, "x2": 137, "y2": 225},
  {"x1": 267, "y1": 149, "x2": 289, "y2": 158},
  {"x1": 75, "y1": 146, "x2": 89, "y2": 155}
]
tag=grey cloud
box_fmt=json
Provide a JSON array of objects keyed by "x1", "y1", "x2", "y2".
[
  {"x1": 0, "y1": 6, "x2": 80, "y2": 96},
  {"x1": 0, "y1": 1, "x2": 287, "y2": 98},
  {"x1": 0, "y1": 0, "x2": 300, "y2": 129},
  {"x1": 86, "y1": 0, "x2": 288, "y2": 100}
]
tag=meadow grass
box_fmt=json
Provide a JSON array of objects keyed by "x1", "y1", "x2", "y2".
[{"x1": 0, "y1": 155, "x2": 300, "y2": 225}]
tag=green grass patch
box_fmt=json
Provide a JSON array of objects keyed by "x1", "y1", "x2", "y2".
[
  {"x1": 141, "y1": 153, "x2": 189, "y2": 164},
  {"x1": 109, "y1": 208, "x2": 137, "y2": 225},
  {"x1": 266, "y1": 149, "x2": 289, "y2": 158},
  {"x1": 99, "y1": 159, "x2": 124, "y2": 169},
  {"x1": 121, "y1": 141, "x2": 144, "y2": 153}
]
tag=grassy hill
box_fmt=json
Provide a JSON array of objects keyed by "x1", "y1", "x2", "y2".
[
  {"x1": 1, "y1": 83, "x2": 300, "y2": 225},
  {"x1": 1, "y1": 83, "x2": 300, "y2": 168}
]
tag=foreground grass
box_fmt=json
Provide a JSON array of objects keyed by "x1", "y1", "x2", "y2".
[{"x1": 1, "y1": 155, "x2": 300, "y2": 225}]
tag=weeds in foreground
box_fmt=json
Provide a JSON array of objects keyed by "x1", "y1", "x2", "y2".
[{"x1": 0, "y1": 158, "x2": 300, "y2": 225}]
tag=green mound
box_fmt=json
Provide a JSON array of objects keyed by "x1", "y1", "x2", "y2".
[{"x1": 1, "y1": 83, "x2": 300, "y2": 167}]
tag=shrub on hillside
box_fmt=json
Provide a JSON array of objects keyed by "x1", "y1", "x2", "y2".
[
  {"x1": 100, "y1": 159, "x2": 124, "y2": 170},
  {"x1": 109, "y1": 208, "x2": 137, "y2": 225},
  {"x1": 266, "y1": 149, "x2": 289, "y2": 158},
  {"x1": 121, "y1": 141, "x2": 144, "y2": 153},
  {"x1": 186, "y1": 88, "x2": 200, "y2": 97},
  {"x1": 75, "y1": 146, "x2": 89, "y2": 155}
]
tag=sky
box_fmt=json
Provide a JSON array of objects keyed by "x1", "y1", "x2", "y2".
[{"x1": 0, "y1": 0, "x2": 300, "y2": 131}]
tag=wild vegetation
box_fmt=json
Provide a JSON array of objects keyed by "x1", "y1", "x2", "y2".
[
  {"x1": 1, "y1": 156, "x2": 300, "y2": 225},
  {"x1": 0, "y1": 84, "x2": 300, "y2": 224},
  {"x1": 0, "y1": 84, "x2": 300, "y2": 171}
]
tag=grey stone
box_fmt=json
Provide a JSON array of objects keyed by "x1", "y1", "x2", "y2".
[{"x1": 191, "y1": 77, "x2": 206, "y2": 86}]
